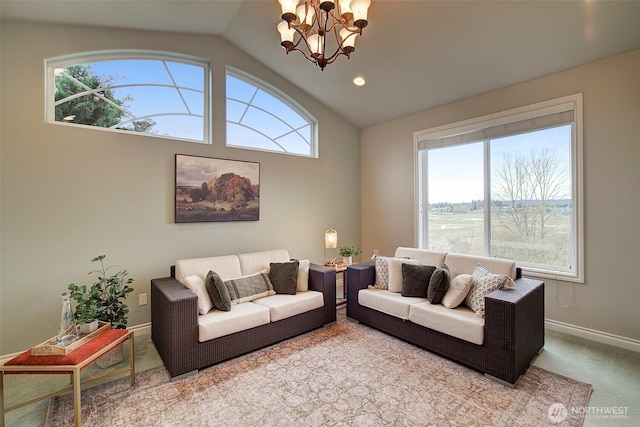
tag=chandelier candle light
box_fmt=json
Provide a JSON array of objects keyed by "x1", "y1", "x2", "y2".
[{"x1": 277, "y1": 0, "x2": 371, "y2": 70}]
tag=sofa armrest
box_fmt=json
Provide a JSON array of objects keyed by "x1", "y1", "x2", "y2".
[
  {"x1": 484, "y1": 277, "x2": 545, "y2": 384},
  {"x1": 345, "y1": 261, "x2": 375, "y2": 313},
  {"x1": 309, "y1": 263, "x2": 337, "y2": 322},
  {"x1": 150, "y1": 277, "x2": 200, "y2": 377}
]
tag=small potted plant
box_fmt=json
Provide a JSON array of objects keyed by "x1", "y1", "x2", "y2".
[
  {"x1": 338, "y1": 245, "x2": 362, "y2": 265},
  {"x1": 68, "y1": 255, "x2": 134, "y2": 367},
  {"x1": 73, "y1": 297, "x2": 100, "y2": 334}
]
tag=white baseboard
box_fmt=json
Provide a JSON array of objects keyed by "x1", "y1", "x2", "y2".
[
  {"x1": 0, "y1": 322, "x2": 153, "y2": 364},
  {"x1": 545, "y1": 318, "x2": 640, "y2": 353}
]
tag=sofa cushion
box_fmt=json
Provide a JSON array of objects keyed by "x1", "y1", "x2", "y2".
[
  {"x1": 182, "y1": 274, "x2": 214, "y2": 315},
  {"x1": 197, "y1": 302, "x2": 271, "y2": 342},
  {"x1": 295, "y1": 259, "x2": 310, "y2": 292},
  {"x1": 388, "y1": 258, "x2": 419, "y2": 293},
  {"x1": 444, "y1": 252, "x2": 516, "y2": 279},
  {"x1": 401, "y1": 263, "x2": 436, "y2": 297},
  {"x1": 428, "y1": 264, "x2": 451, "y2": 304},
  {"x1": 205, "y1": 270, "x2": 232, "y2": 311},
  {"x1": 254, "y1": 291, "x2": 324, "y2": 322},
  {"x1": 225, "y1": 271, "x2": 275, "y2": 304},
  {"x1": 238, "y1": 249, "x2": 290, "y2": 276},
  {"x1": 395, "y1": 247, "x2": 447, "y2": 269},
  {"x1": 176, "y1": 255, "x2": 242, "y2": 283},
  {"x1": 409, "y1": 302, "x2": 485, "y2": 345},
  {"x1": 465, "y1": 264, "x2": 512, "y2": 317},
  {"x1": 269, "y1": 261, "x2": 299, "y2": 295},
  {"x1": 442, "y1": 274, "x2": 473, "y2": 308},
  {"x1": 359, "y1": 289, "x2": 427, "y2": 320}
]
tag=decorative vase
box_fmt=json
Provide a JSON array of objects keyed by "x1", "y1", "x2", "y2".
[
  {"x1": 96, "y1": 342, "x2": 125, "y2": 368},
  {"x1": 57, "y1": 291, "x2": 79, "y2": 347},
  {"x1": 343, "y1": 256, "x2": 353, "y2": 266}
]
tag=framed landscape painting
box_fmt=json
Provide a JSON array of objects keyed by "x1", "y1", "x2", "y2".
[{"x1": 175, "y1": 154, "x2": 260, "y2": 223}]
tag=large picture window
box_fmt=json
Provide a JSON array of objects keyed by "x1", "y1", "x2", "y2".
[
  {"x1": 226, "y1": 68, "x2": 317, "y2": 157},
  {"x1": 46, "y1": 51, "x2": 210, "y2": 143},
  {"x1": 415, "y1": 94, "x2": 583, "y2": 282}
]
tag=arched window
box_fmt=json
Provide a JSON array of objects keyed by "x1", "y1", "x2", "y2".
[
  {"x1": 46, "y1": 51, "x2": 210, "y2": 143},
  {"x1": 226, "y1": 68, "x2": 317, "y2": 157}
]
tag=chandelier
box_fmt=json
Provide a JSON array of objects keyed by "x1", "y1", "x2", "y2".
[{"x1": 277, "y1": 0, "x2": 371, "y2": 70}]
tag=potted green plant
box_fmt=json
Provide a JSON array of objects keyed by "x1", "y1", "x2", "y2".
[
  {"x1": 338, "y1": 245, "x2": 362, "y2": 265},
  {"x1": 68, "y1": 255, "x2": 134, "y2": 367},
  {"x1": 73, "y1": 298, "x2": 100, "y2": 334}
]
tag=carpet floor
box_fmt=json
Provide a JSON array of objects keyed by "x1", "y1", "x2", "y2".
[{"x1": 46, "y1": 317, "x2": 592, "y2": 426}]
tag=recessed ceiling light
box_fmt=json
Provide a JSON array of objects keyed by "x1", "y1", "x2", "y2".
[{"x1": 353, "y1": 76, "x2": 366, "y2": 87}]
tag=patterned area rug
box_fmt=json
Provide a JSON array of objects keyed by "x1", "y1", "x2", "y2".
[{"x1": 46, "y1": 315, "x2": 591, "y2": 426}]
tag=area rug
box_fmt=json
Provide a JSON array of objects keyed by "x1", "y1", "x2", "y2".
[{"x1": 46, "y1": 315, "x2": 592, "y2": 427}]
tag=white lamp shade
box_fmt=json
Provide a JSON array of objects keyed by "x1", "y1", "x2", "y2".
[
  {"x1": 277, "y1": 21, "x2": 295, "y2": 43},
  {"x1": 325, "y1": 229, "x2": 338, "y2": 249},
  {"x1": 351, "y1": 0, "x2": 371, "y2": 22},
  {"x1": 278, "y1": 0, "x2": 299, "y2": 16},
  {"x1": 338, "y1": 0, "x2": 353, "y2": 16},
  {"x1": 339, "y1": 27, "x2": 357, "y2": 49},
  {"x1": 296, "y1": 3, "x2": 315, "y2": 26},
  {"x1": 307, "y1": 34, "x2": 324, "y2": 56}
]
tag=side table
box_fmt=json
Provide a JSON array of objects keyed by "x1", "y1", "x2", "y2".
[
  {"x1": 325, "y1": 263, "x2": 356, "y2": 307},
  {"x1": 0, "y1": 329, "x2": 134, "y2": 427}
]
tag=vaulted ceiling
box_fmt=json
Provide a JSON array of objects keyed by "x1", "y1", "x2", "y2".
[{"x1": 2, "y1": 1, "x2": 640, "y2": 128}]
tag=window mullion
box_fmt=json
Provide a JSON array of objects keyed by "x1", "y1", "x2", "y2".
[{"x1": 483, "y1": 139, "x2": 492, "y2": 257}]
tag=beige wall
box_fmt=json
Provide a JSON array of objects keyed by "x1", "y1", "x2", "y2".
[
  {"x1": 362, "y1": 50, "x2": 640, "y2": 341},
  {"x1": 0, "y1": 21, "x2": 361, "y2": 355}
]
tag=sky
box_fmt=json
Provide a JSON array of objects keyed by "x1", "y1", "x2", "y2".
[
  {"x1": 176, "y1": 154, "x2": 260, "y2": 188},
  {"x1": 427, "y1": 125, "x2": 572, "y2": 204}
]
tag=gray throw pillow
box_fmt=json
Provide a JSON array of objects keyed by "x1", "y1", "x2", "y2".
[
  {"x1": 269, "y1": 261, "x2": 299, "y2": 295},
  {"x1": 225, "y1": 272, "x2": 275, "y2": 304},
  {"x1": 205, "y1": 270, "x2": 232, "y2": 311},
  {"x1": 401, "y1": 264, "x2": 436, "y2": 298},
  {"x1": 428, "y1": 264, "x2": 451, "y2": 304}
]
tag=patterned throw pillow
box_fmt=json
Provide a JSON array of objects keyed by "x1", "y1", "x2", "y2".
[
  {"x1": 465, "y1": 264, "x2": 512, "y2": 317},
  {"x1": 225, "y1": 271, "x2": 275, "y2": 304},
  {"x1": 183, "y1": 274, "x2": 214, "y2": 315},
  {"x1": 427, "y1": 264, "x2": 451, "y2": 304},
  {"x1": 371, "y1": 255, "x2": 393, "y2": 289}
]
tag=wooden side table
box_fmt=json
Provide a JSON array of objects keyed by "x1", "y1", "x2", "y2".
[
  {"x1": 325, "y1": 263, "x2": 356, "y2": 307},
  {"x1": 0, "y1": 329, "x2": 135, "y2": 427}
]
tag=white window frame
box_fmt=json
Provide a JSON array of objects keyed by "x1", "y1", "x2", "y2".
[
  {"x1": 45, "y1": 50, "x2": 212, "y2": 143},
  {"x1": 414, "y1": 94, "x2": 584, "y2": 283},
  {"x1": 225, "y1": 67, "x2": 318, "y2": 158}
]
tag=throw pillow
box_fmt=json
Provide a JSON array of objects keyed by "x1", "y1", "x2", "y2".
[
  {"x1": 465, "y1": 264, "x2": 510, "y2": 317},
  {"x1": 295, "y1": 259, "x2": 310, "y2": 292},
  {"x1": 371, "y1": 255, "x2": 392, "y2": 289},
  {"x1": 388, "y1": 258, "x2": 419, "y2": 293},
  {"x1": 182, "y1": 274, "x2": 214, "y2": 315},
  {"x1": 428, "y1": 264, "x2": 451, "y2": 304},
  {"x1": 269, "y1": 261, "x2": 299, "y2": 295},
  {"x1": 401, "y1": 263, "x2": 436, "y2": 298},
  {"x1": 205, "y1": 270, "x2": 232, "y2": 311},
  {"x1": 225, "y1": 271, "x2": 275, "y2": 304},
  {"x1": 442, "y1": 274, "x2": 473, "y2": 308}
]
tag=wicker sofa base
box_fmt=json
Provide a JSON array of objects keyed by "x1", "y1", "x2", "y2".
[
  {"x1": 151, "y1": 264, "x2": 336, "y2": 379},
  {"x1": 346, "y1": 262, "x2": 544, "y2": 386}
]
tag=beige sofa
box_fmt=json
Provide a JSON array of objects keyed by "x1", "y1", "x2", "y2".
[
  {"x1": 151, "y1": 249, "x2": 336, "y2": 379},
  {"x1": 347, "y1": 247, "x2": 545, "y2": 386}
]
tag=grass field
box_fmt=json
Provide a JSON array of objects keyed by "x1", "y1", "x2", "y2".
[{"x1": 428, "y1": 210, "x2": 572, "y2": 268}]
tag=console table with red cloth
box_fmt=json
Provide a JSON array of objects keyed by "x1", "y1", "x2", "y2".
[{"x1": 0, "y1": 329, "x2": 134, "y2": 427}]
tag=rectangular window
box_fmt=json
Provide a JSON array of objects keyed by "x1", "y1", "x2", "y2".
[{"x1": 416, "y1": 94, "x2": 583, "y2": 282}]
